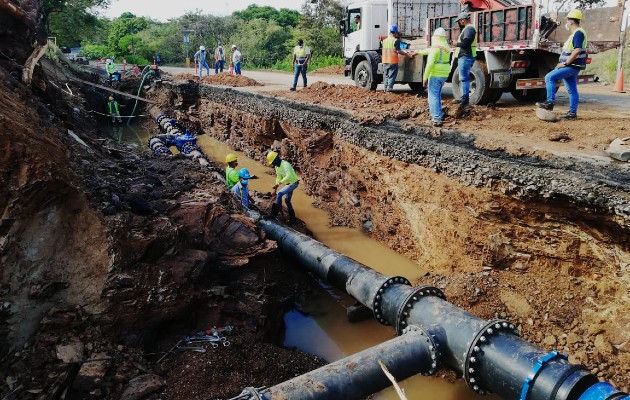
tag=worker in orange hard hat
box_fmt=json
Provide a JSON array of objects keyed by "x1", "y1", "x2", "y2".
[
  {"x1": 265, "y1": 151, "x2": 299, "y2": 223},
  {"x1": 536, "y1": 9, "x2": 587, "y2": 120}
]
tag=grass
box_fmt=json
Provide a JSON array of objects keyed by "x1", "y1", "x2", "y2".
[
  {"x1": 252, "y1": 55, "x2": 344, "y2": 72},
  {"x1": 585, "y1": 30, "x2": 629, "y2": 85}
]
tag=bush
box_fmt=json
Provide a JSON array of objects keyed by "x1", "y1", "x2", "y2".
[
  {"x1": 586, "y1": 31, "x2": 629, "y2": 85},
  {"x1": 269, "y1": 55, "x2": 343, "y2": 71}
]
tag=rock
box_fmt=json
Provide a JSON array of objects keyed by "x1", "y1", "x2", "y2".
[
  {"x1": 566, "y1": 332, "x2": 581, "y2": 345},
  {"x1": 73, "y1": 352, "x2": 109, "y2": 392},
  {"x1": 120, "y1": 374, "x2": 164, "y2": 400},
  {"x1": 362, "y1": 220, "x2": 373, "y2": 232},
  {"x1": 615, "y1": 340, "x2": 630, "y2": 353},
  {"x1": 535, "y1": 108, "x2": 558, "y2": 122},
  {"x1": 604, "y1": 137, "x2": 630, "y2": 161},
  {"x1": 543, "y1": 335, "x2": 557, "y2": 346},
  {"x1": 594, "y1": 334, "x2": 612, "y2": 354},
  {"x1": 56, "y1": 340, "x2": 85, "y2": 363},
  {"x1": 549, "y1": 133, "x2": 571, "y2": 142}
]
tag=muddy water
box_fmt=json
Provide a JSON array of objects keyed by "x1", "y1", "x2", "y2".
[
  {"x1": 101, "y1": 121, "x2": 149, "y2": 146},
  {"x1": 195, "y1": 135, "x2": 491, "y2": 400}
]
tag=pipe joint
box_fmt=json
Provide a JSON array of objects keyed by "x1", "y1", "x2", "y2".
[
  {"x1": 395, "y1": 285, "x2": 446, "y2": 335},
  {"x1": 520, "y1": 350, "x2": 567, "y2": 400},
  {"x1": 464, "y1": 319, "x2": 519, "y2": 395},
  {"x1": 578, "y1": 382, "x2": 630, "y2": 400},
  {"x1": 402, "y1": 324, "x2": 442, "y2": 376},
  {"x1": 372, "y1": 276, "x2": 410, "y2": 325}
]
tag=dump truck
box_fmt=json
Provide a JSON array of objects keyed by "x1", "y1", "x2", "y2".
[{"x1": 341, "y1": 0, "x2": 624, "y2": 104}]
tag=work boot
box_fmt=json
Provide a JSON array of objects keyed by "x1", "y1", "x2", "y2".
[
  {"x1": 287, "y1": 208, "x2": 296, "y2": 224},
  {"x1": 536, "y1": 100, "x2": 554, "y2": 111},
  {"x1": 289, "y1": 87, "x2": 296, "y2": 91},
  {"x1": 266, "y1": 203, "x2": 281, "y2": 220},
  {"x1": 559, "y1": 111, "x2": 577, "y2": 120}
]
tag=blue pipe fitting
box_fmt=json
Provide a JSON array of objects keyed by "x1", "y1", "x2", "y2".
[
  {"x1": 520, "y1": 350, "x2": 567, "y2": 400},
  {"x1": 578, "y1": 382, "x2": 630, "y2": 400}
]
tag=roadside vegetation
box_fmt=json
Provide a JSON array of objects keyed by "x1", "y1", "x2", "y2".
[
  {"x1": 586, "y1": 30, "x2": 630, "y2": 85},
  {"x1": 48, "y1": 0, "x2": 346, "y2": 70}
]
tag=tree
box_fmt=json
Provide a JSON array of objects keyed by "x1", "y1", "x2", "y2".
[
  {"x1": 299, "y1": 0, "x2": 345, "y2": 29},
  {"x1": 45, "y1": 0, "x2": 111, "y2": 46},
  {"x1": 107, "y1": 13, "x2": 151, "y2": 56},
  {"x1": 233, "y1": 5, "x2": 301, "y2": 28},
  {"x1": 228, "y1": 19, "x2": 292, "y2": 67}
]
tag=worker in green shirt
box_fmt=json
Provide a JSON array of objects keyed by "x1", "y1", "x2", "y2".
[
  {"x1": 225, "y1": 153, "x2": 239, "y2": 188},
  {"x1": 266, "y1": 151, "x2": 299, "y2": 223}
]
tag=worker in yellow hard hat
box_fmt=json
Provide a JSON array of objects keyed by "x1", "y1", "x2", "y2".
[
  {"x1": 225, "y1": 153, "x2": 239, "y2": 188},
  {"x1": 266, "y1": 151, "x2": 299, "y2": 223},
  {"x1": 536, "y1": 9, "x2": 587, "y2": 120},
  {"x1": 107, "y1": 96, "x2": 122, "y2": 123}
]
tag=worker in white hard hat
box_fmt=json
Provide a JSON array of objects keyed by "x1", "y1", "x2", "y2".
[
  {"x1": 265, "y1": 151, "x2": 299, "y2": 223},
  {"x1": 536, "y1": 9, "x2": 587, "y2": 120},
  {"x1": 418, "y1": 27, "x2": 452, "y2": 126},
  {"x1": 231, "y1": 45, "x2": 242, "y2": 75},
  {"x1": 194, "y1": 45, "x2": 210, "y2": 78}
]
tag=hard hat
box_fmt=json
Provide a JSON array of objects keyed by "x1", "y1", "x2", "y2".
[
  {"x1": 109, "y1": 96, "x2": 114, "y2": 101},
  {"x1": 456, "y1": 12, "x2": 470, "y2": 21},
  {"x1": 200, "y1": 45, "x2": 206, "y2": 51},
  {"x1": 225, "y1": 153, "x2": 238, "y2": 163},
  {"x1": 218, "y1": 41, "x2": 222, "y2": 46},
  {"x1": 266, "y1": 151, "x2": 278, "y2": 165},
  {"x1": 433, "y1": 27, "x2": 447, "y2": 37},
  {"x1": 231, "y1": 44, "x2": 237, "y2": 49},
  {"x1": 238, "y1": 168, "x2": 251, "y2": 179},
  {"x1": 106, "y1": 58, "x2": 112, "y2": 63},
  {"x1": 389, "y1": 25, "x2": 398, "y2": 33},
  {"x1": 567, "y1": 9, "x2": 583, "y2": 20}
]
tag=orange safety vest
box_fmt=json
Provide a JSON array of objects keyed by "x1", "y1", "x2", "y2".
[{"x1": 382, "y1": 36, "x2": 399, "y2": 64}]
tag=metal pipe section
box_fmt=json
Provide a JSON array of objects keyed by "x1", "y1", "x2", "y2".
[
  {"x1": 258, "y1": 219, "x2": 629, "y2": 400},
  {"x1": 264, "y1": 325, "x2": 438, "y2": 400}
]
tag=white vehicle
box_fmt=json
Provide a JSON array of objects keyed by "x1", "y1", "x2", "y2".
[{"x1": 341, "y1": 0, "x2": 624, "y2": 103}]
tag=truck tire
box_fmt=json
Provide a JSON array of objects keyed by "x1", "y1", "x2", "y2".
[
  {"x1": 355, "y1": 60, "x2": 378, "y2": 90},
  {"x1": 408, "y1": 82, "x2": 424, "y2": 92},
  {"x1": 510, "y1": 87, "x2": 547, "y2": 102},
  {"x1": 452, "y1": 61, "x2": 494, "y2": 105}
]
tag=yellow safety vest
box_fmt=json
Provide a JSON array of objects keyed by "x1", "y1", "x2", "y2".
[
  {"x1": 275, "y1": 160, "x2": 299, "y2": 185},
  {"x1": 382, "y1": 36, "x2": 399, "y2": 64},
  {"x1": 560, "y1": 27, "x2": 588, "y2": 70},
  {"x1": 454, "y1": 24, "x2": 477, "y2": 58},
  {"x1": 226, "y1": 167, "x2": 239, "y2": 188}
]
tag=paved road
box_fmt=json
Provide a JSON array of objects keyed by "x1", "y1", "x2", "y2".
[{"x1": 159, "y1": 66, "x2": 630, "y2": 113}]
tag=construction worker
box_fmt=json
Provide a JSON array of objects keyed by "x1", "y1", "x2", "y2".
[
  {"x1": 420, "y1": 27, "x2": 452, "y2": 126},
  {"x1": 194, "y1": 46, "x2": 210, "y2": 78},
  {"x1": 107, "y1": 96, "x2": 122, "y2": 123},
  {"x1": 266, "y1": 151, "x2": 299, "y2": 223},
  {"x1": 290, "y1": 39, "x2": 311, "y2": 91},
  {"x1": 231, "y1": 45, "x2": 242, "y2": 75},
  {"x1": 381, "y1": 25, "x2": 414, "y2": 93},
  {"x1": 106, "y1": 58, "x2": 121, "y2": 86},
  {"x1": 214, "y1": 41, "x2": 226, "y2": 74},
  {"x1": 231, "y1": 168, "x2": 251, "y2": 208},
  {"x1": 536, "y1": 9, "x2": 587, "y2": 120},
  {"x1": 353, "y1": 14, "x2": 361, "y2": 31},
  {"x1": 225, "y1": 153, "x2": 239, "y2": 188},
  {"x1": 452, "y1": 12, "x2": 477, "y2": 106}
]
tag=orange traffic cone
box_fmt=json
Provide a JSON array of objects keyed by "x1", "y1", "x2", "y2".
[{"x1": 613, "y1": 67, "x2": 626, "y2": 93}]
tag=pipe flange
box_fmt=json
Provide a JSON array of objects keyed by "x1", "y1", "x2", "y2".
[
  {"x1": 464, "y1": 319, "x2": 519, "y2": 395},
  {"x1": 372, "y1": 276, "x2": 411, "y2": 326},
  {"x1": 402, "y1": 325, "x2": 441, "y2": 376},
  {"x1": 395, "y1": 285, "x2": 446, "y2": 335}
]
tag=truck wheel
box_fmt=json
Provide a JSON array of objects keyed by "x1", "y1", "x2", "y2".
[
  {"x1": 452, "y1": 61, "x2": 494, "y2": 105},
  {"x1": 488, "y1": 89, "x2": 504, "y2": 104},
  {"x1": 408, "y1": 82, "x2": 424, "y2": 92},
  {"x1": 355, "y1": 60, "x2": 378, "y2": 90},
  {"x1": 510, "y1": 88, "x2": 547, "y2": 102}
]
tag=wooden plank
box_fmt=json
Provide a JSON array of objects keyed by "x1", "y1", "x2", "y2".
[{"x1": 68, "y1": 76, "x2": 157, "y2": 104}]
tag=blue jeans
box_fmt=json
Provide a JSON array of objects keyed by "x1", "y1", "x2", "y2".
[
  {"x1": 457, "y1": 55, "x2": 476, "y2": 102},
  {"x1": 293, "y1": 64, "x2": 307, "y2": 88},
  {"x1": 234, "y1": 62, "x2": 241, "y2": 75},
  {"x1": 275, "y1": 182, "x2": 299, "y2": 211},
  {"x1": 545, "y1": 66, "x2": 580, "y2": 113},
  {"x1": 199, "y1": 61, "x2": 210, "y2": 77},
  {"x1": 215, "y1": 60, "x2": 224, "y2": 74},
  {"x1": 383, "y1": 63, "x2": 398, "y2": 91},
  {"x1": 428, "y1": 77, "x2": 447, "y2": 122}
]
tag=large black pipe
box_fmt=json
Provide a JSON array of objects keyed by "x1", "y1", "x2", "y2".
[{"x1": 257, "y1": 219, "x2": 628, "y2": 400}]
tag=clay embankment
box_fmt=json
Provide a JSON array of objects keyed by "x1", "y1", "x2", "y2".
[{"x1": 152, "y1": 81, "x2": 630, "y2": 390}]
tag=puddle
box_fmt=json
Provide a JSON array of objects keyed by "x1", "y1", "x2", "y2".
[{"x1": 101, "y1": 120, "x2": 149, "y2": 146}]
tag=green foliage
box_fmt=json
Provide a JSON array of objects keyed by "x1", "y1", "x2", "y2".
[
  {"x1": 270, "y1": 55, "x2": 344, "y2": 71},
  {"x1": 233, "y1": 5, "x2": 301, "y2": 27},
  {"x1": 299, "y1": 0, "x2": 345, "y2": 29},
  {"x1": 107, "y1": 13, "x2": 151, "y2": 56},
  {"x1": 586, "y1": 32, "x2": 630, "y2": 84},
  {"x1": 46, "y1": 0, "x2": 110, "y2": 46},
  {"x1": 82, "y1": 44, "x2": 109, "y2": 59},
  {"x1": 228, "y1": 19, "x2": 292, "y2": 68}
]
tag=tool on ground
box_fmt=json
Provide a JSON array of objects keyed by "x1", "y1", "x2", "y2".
[
  {"x1": 157, "y1": 338, "x2": 184, "y2": 363},
  {"x1": 228, "y1": 386, "x2": 268, "y2": 400},
  {"x1": 176, "y1": 346, "x2": 207, "y2": 353}
]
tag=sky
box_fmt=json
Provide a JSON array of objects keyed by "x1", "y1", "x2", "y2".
[{"x1": 100, "y1": 0, "x2": 302, "y2": 21}]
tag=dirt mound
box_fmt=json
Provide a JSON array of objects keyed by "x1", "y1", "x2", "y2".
[
  {"x1": 312, "y1": 65, "x2": 344, "y2": 74},
  {"x1": 172, "y1": 73, "x2": 200, "y2": 81},
  {"x1": 201, "y1": 73, "x2": 261, "y2": 87}
]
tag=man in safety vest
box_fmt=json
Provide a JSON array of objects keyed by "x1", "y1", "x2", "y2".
[
  {"x1": 231, "y1": 168, "x2": 251, "y2": 209},
  {"x1": 107, "y1": 96, "x2": 122, "y2": 123},
  {"x1": 381, "y1": 25, "x2": 414, "y2": 93},
  {"x1": 231, "y1": 45, "x2": 242, "y2": 75},
  {"x1": 266, "y1": 151, "x2": 299, "y2": 223},
  {"x1": 106, "y1": 58, "x2": 121, "y2": 86},
  {"x1": 536, "y1": 9, "x2": 587, "y2": 120},
  {"x1": 451, "y1": 12, "x2": 476, "y2": 106},
  {"x1": 419, "y1": 27, "x2": 452, "y2": 126},
  {"x1": 290, "y1": 39, "x2": 311, "y2": 91},
  {"x1": 194, "y1": 46, "x2": 210, "y2": 78},
  {"x1": 214, "y1": 41, "x2": 226, "y2": 74},
  {"x1": 225, "y1": 153, "x2": 239, "y2": 188}
]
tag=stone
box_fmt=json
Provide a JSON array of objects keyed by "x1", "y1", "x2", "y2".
[
  {"x1": 120, "y1": 374, "x2": 164, "y2": 400},
  {"x1": 604, "y1": 137, "x2": 630, "y2": 162},
  {"x1": 73, "y1": 352, "x2": 110, "y2": 392},
  {"x1": 56, "y1": 341, "x2": 85, "y2": 363},
  {"x1": 566, "y1": 332, "x2": 581, "y2": 345},
  {"x1": 543, "y1": 335, "x2": 557, "y2": 346},
  {"x1": 535, "y1": 108, "x2": 559, "y2": 122},
  {"x1": 594, "y1": 334, "x2": 612, "y2": 354}
]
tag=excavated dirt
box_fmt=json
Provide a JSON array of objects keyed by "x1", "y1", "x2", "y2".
[
  {"x1": 312, "y1": 65, "x2": 345, "y2": 74},
  {"x1": 153, "y1": 82, "x2": 630, "y2": 391},
  {"x1": 275, "y1": 82, "x2": 629, "y2": 158},
  {"x1": 172, "y1": 73, "x2": 261, "y2": 87}
]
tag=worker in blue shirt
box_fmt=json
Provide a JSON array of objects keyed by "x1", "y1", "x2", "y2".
[{"x1": 231, "y1": 169, "x2": 251, "y2": 209}]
